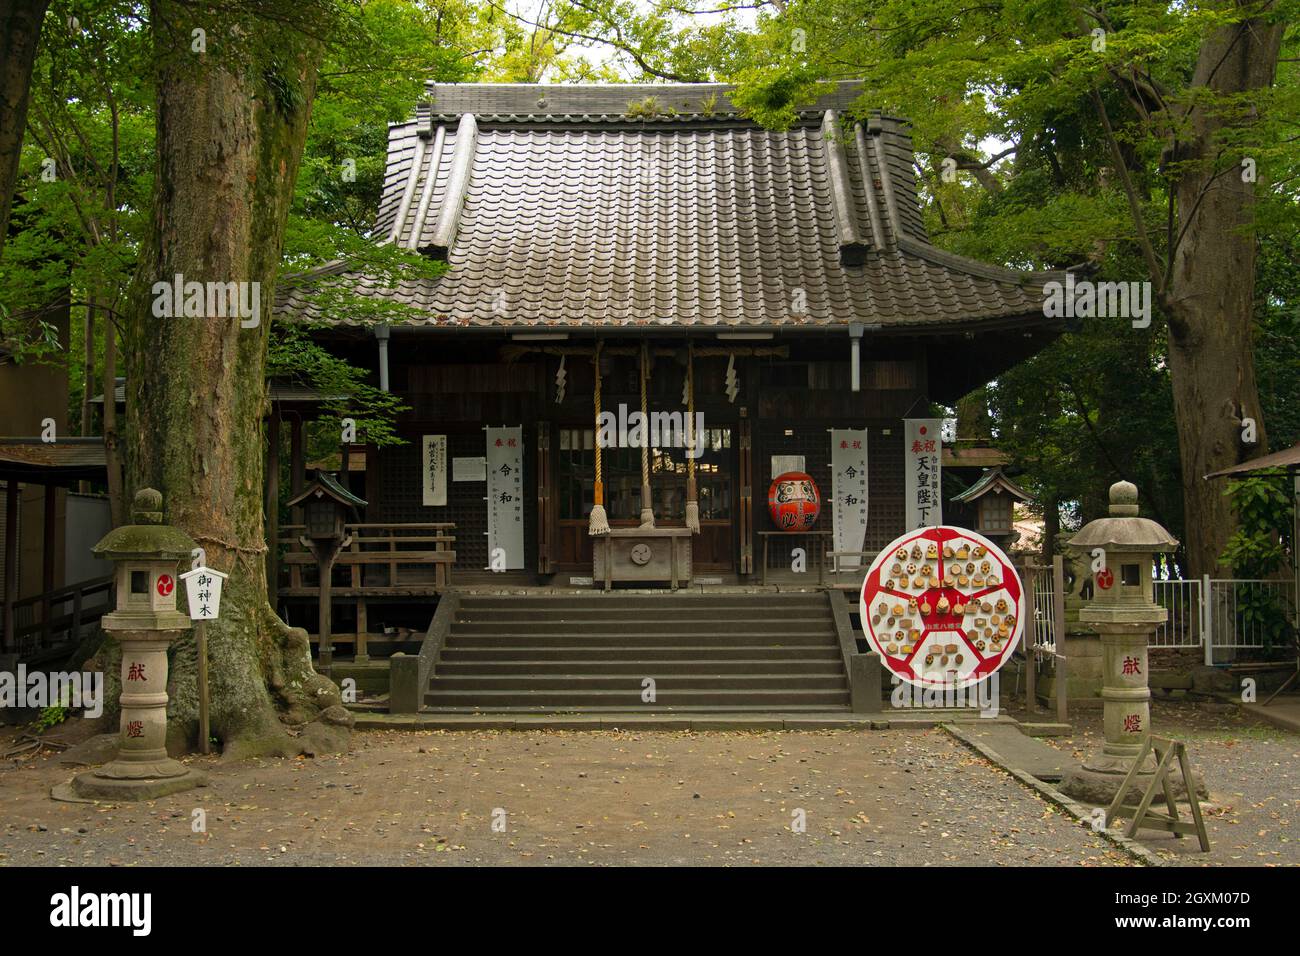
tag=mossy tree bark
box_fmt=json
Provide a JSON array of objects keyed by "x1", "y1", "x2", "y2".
[
  {"x1": 0, "y1": 0, "x2": 48, "y2": 260},
  {"x1": 122, "y1": 1, "x2": 343, "y2": 758}
]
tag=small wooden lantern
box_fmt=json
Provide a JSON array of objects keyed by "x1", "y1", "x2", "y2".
[
  {"x1": 285, "y1": 473, "x2": 367, "y2": 669},
  {"x1": 288, "y1": 472, "x2": 366, "y2": 541},
  {"x1": 952, "y1": 467, "x2": 1031, "y2": 538}
]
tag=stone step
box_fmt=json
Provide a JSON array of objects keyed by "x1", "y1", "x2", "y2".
[
  {"x1": 436, "y1": 659, "x2": 845, "y2": 675},
  {"x1": 452, "y1": 618, "x2": 834, "y2": 635},
  {"x1": 421, "y1": 688, "x2": 851, "y2": 708},
  {"x1": 427, "y1": 673, "x2": 849, "y2": 691},
  {"x1": 455, "y1": 595, "x2": 828, "y2": 610},
  {"x1": 448, "y1": 631, "x2": 838, "y2": 648},
  {"x1": 440, "y1": 645, "x2": 843, "y2": 662},
  {"x1": 411, "y1": 705, "x2": 857, "y2": 716},
  {"x1": 454, "y1": 607, "x2": 833, "y2": 623}
]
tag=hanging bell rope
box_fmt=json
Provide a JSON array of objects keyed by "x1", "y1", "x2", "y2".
[
  {"x1": 588, "y1": 341, "x2": 610, "y2": 536},
  {"x1": 639, "y1": 340, "x2": 655, "y2": 528},
  {"x1": 685, "y1": 341, "x2": 700, "y2": 533}
]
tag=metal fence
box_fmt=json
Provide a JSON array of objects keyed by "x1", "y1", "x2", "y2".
[
  {"x1": 1151, "y1": 576, "x2": 1296, "y2": 663},
  {"x1": 1025, "y1": 562, "x2": 1059, "y2": 652},
  {"x1": 1153, "y1": 578, "x2": 1202, "y2": 647}
]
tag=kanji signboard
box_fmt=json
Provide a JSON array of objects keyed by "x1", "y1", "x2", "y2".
[
  {"x1": 903, "y1": 418, "x2": 942, "y2": 529},
  {"x1": 859, "y1": 526, "x2": 1023, "y2": 690},
  {"x1": 830, "y1": 428, "x2": 868, "y2": 570},
  {"x1": 179, "y1": 566, "x2": 228, "y2": 620},
  {"x1": 486, "y1": 425, "x2": 524, "y2": 570},
  {"x1": 422, "y1": 435, "x2": 448, "y2": 506}
]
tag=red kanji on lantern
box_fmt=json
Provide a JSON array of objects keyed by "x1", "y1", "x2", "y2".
[
  {"x1": 1122, "y1": 656, "x2": 1141, "y2": 675},
  {"x1": 126, "y1": 720, "x2": 144, "y2": 738},
  {"x1": 127, "y1": 663, "x2": 147, "y2": 682},
  {"x1": 1123, "y1": 714, "x2": 1142, "y2": 733}
]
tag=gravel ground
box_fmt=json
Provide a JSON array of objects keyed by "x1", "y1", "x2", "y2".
[
  {"x1": 1005, "y1": 697, "x2": 1298, "y2": 866},
  {"x1": 1, "y1": 725, "x2": 1134, "y2": 867}
]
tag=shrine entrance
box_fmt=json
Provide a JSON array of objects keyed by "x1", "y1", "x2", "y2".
[{"x1": 552, "y1": 423, "x2": 736, "y2": 573}]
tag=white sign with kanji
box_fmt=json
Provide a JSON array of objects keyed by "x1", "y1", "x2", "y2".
[
  {"x1": 486, "y1": 426, "x2": 524, "y2": 570},
  {"x1": 179, "y1": 566, "x2": 228, "y2": 620},
  {"x1": 422, "y1": 434, "x2": 448, "y2": 506},
  {"x1": 904, "y1": 418, "x2": 942, "y2": 529},
  {"x1": 830, "y1": 429, "x2": 868, "y2": 570}
]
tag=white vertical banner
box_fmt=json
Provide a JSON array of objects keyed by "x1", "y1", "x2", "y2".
[
  {"x1": 486, "y1": 426, "x2": 524, "y2": 570},
  {"x1": 904, "y1": 418, "x2": 942, "y2": 529},
  {"x1": 422, "y1": 435, "x2": 447, "y2": 506},
  {"x1": 831, "y1": 429, "x2": 868, "y2": 570}
]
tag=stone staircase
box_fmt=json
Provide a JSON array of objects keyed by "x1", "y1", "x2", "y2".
[{"x1": 423, "y1": 592, "x2": 851, "y2": 713}]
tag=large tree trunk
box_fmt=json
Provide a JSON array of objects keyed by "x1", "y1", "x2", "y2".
[
  {"x1": 122, "y1": 1, "x2": 343, "y2": 758},
  {"x1": 0, "y1": 0, "x2": 48, "y2": 260},
  {"x1": 1166, "y1": 9, "x2": 1284, "y2": 577}
]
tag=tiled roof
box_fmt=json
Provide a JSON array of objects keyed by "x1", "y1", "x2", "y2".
[
  {"x1": 0, "y1": 438, "x2": 107, "y2": 483},
  {"x1": 276, "y1": 82, "x2": 1063, "y2": 331}
]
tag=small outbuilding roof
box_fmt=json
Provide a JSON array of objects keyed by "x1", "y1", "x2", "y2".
[
  {"x1": 1204, "y1": 442, "x2": 1300, "y2": 478},
  {"x1": 285, "y1": 472, "x2": 368, "y2": 510},
  {"x1": 952, "y1": 466, "x2": 1033, "y2": 504},
  {"x1": 0, "y1": 438, "x2": 107, "y2": 485}
]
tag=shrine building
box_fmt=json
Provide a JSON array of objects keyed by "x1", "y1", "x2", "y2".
[{"x1": 270, "y1": 81, "x2": 1066, "y2": 711}]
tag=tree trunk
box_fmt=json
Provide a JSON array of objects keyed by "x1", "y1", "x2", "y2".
[
  {"x1": 0, "y1": 0, "x2": 48, "y2": 260},
  {"x1": 123, "y1": 1, "x2": 341, "y2": 758},
  {"x1": 102, "y1": 299, "x2": 124, "y2": 527},
  {"x1": 1166, "y1": 9, "x2": 1283, "y2": 577}
]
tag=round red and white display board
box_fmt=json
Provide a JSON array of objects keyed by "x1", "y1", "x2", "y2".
[{"x1": 859, "y1": 526, "x2": 1024, "y2": 690}]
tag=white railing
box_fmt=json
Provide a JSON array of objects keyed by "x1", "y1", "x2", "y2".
[
  {"x1": 1206, "y1": 578, "x2": 1296, "y2": 656},
  {"x1": 1026, "y1": 562, "x2": 1058, "y2": 652},
  {"x1": 1151, "y1": 576, "x2": 1296, "y2": 664},
  {"x1": 1152, "y1": 578, "x2": 1202, "y2": 647}
]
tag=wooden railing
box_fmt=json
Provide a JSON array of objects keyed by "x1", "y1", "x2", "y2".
[
  {"x1": 2, "y1": 574, "x2": 114, "y2": 661},
  {"x1": 275, "y1": 522, "x2": 456, "y2": 661}
]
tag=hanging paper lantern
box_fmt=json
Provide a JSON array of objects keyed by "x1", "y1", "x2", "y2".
[{"x1": 768, "y1": 471, "x2": 821, "y2": 531}]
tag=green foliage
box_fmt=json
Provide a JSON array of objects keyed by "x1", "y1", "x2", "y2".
[
  {"x1": 31, "y1": 706, "x2": 70, "y2": 732},
  {"x1": 1220, "y1": 471, "x2": 1296, "y2": 655},
  {"x1": 267, "y1": 320, "x2": 409, "y2": 452},
  {"x1": 625, "y1": 96, "x2": 676, "y2": 119}
]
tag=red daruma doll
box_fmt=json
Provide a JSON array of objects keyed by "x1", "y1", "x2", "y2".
[{"x1": 768, "y1": 471, "x2": 821, "y2": 531}]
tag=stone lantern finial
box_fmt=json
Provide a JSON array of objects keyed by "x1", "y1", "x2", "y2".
[
  {"x1": 132, "y1": 487, "x2": 164, "y2": 524},
  {"x1": 1108, "y1": 480, "x2": 1139, "y2": 516}
]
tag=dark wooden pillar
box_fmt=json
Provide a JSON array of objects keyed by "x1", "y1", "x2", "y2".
[
  {"x1": 2, "y1": 480, "x2": 18, "y2": 653},
  {"x1": 290, "y1": 415, "x2": 304, "y2": 520},
  {"x1": 41, "y1": 482, "x2": 56, "y2": 648},
  {"x1": 289, "y1": 415, "x2": 305, "y2": 590},
  {"x1": 266, "y1": 407, "x2": 281, "y2": 604}
]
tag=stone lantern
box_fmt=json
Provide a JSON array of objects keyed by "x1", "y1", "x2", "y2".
[
  {"x1": 55, "y1": 488, "x2": 207, "y2": 801},
  {"x1": 1059, "y1": 480, "x2": 1192, "y2": 802}
]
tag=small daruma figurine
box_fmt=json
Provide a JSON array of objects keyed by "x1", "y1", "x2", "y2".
[{"x1": 768, "y1": 471, "x2": 821, "y2": 531}]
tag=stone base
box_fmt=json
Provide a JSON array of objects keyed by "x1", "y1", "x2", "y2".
[
  {"x1": 53, "y1": 767, "x2": 208, "y2": 802},
  {"x1": 1059, "y1": 763, "x2": 1207, "y2": 805}
]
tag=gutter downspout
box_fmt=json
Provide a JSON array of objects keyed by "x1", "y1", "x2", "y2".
[
  {"x1": 376, "y1": 323, "x2": 391, "y2": 392},
  {"x1": 849, "y1": 322, "x2": 864, "y2": 392}
]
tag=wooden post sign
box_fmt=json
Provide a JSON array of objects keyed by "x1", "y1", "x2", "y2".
[
  {"x1": 179, "y1": 564, "x2": 227, "y2": 756},
  {"x1": 179, "y1": 565, "x2": 227, "y2": 621}
]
